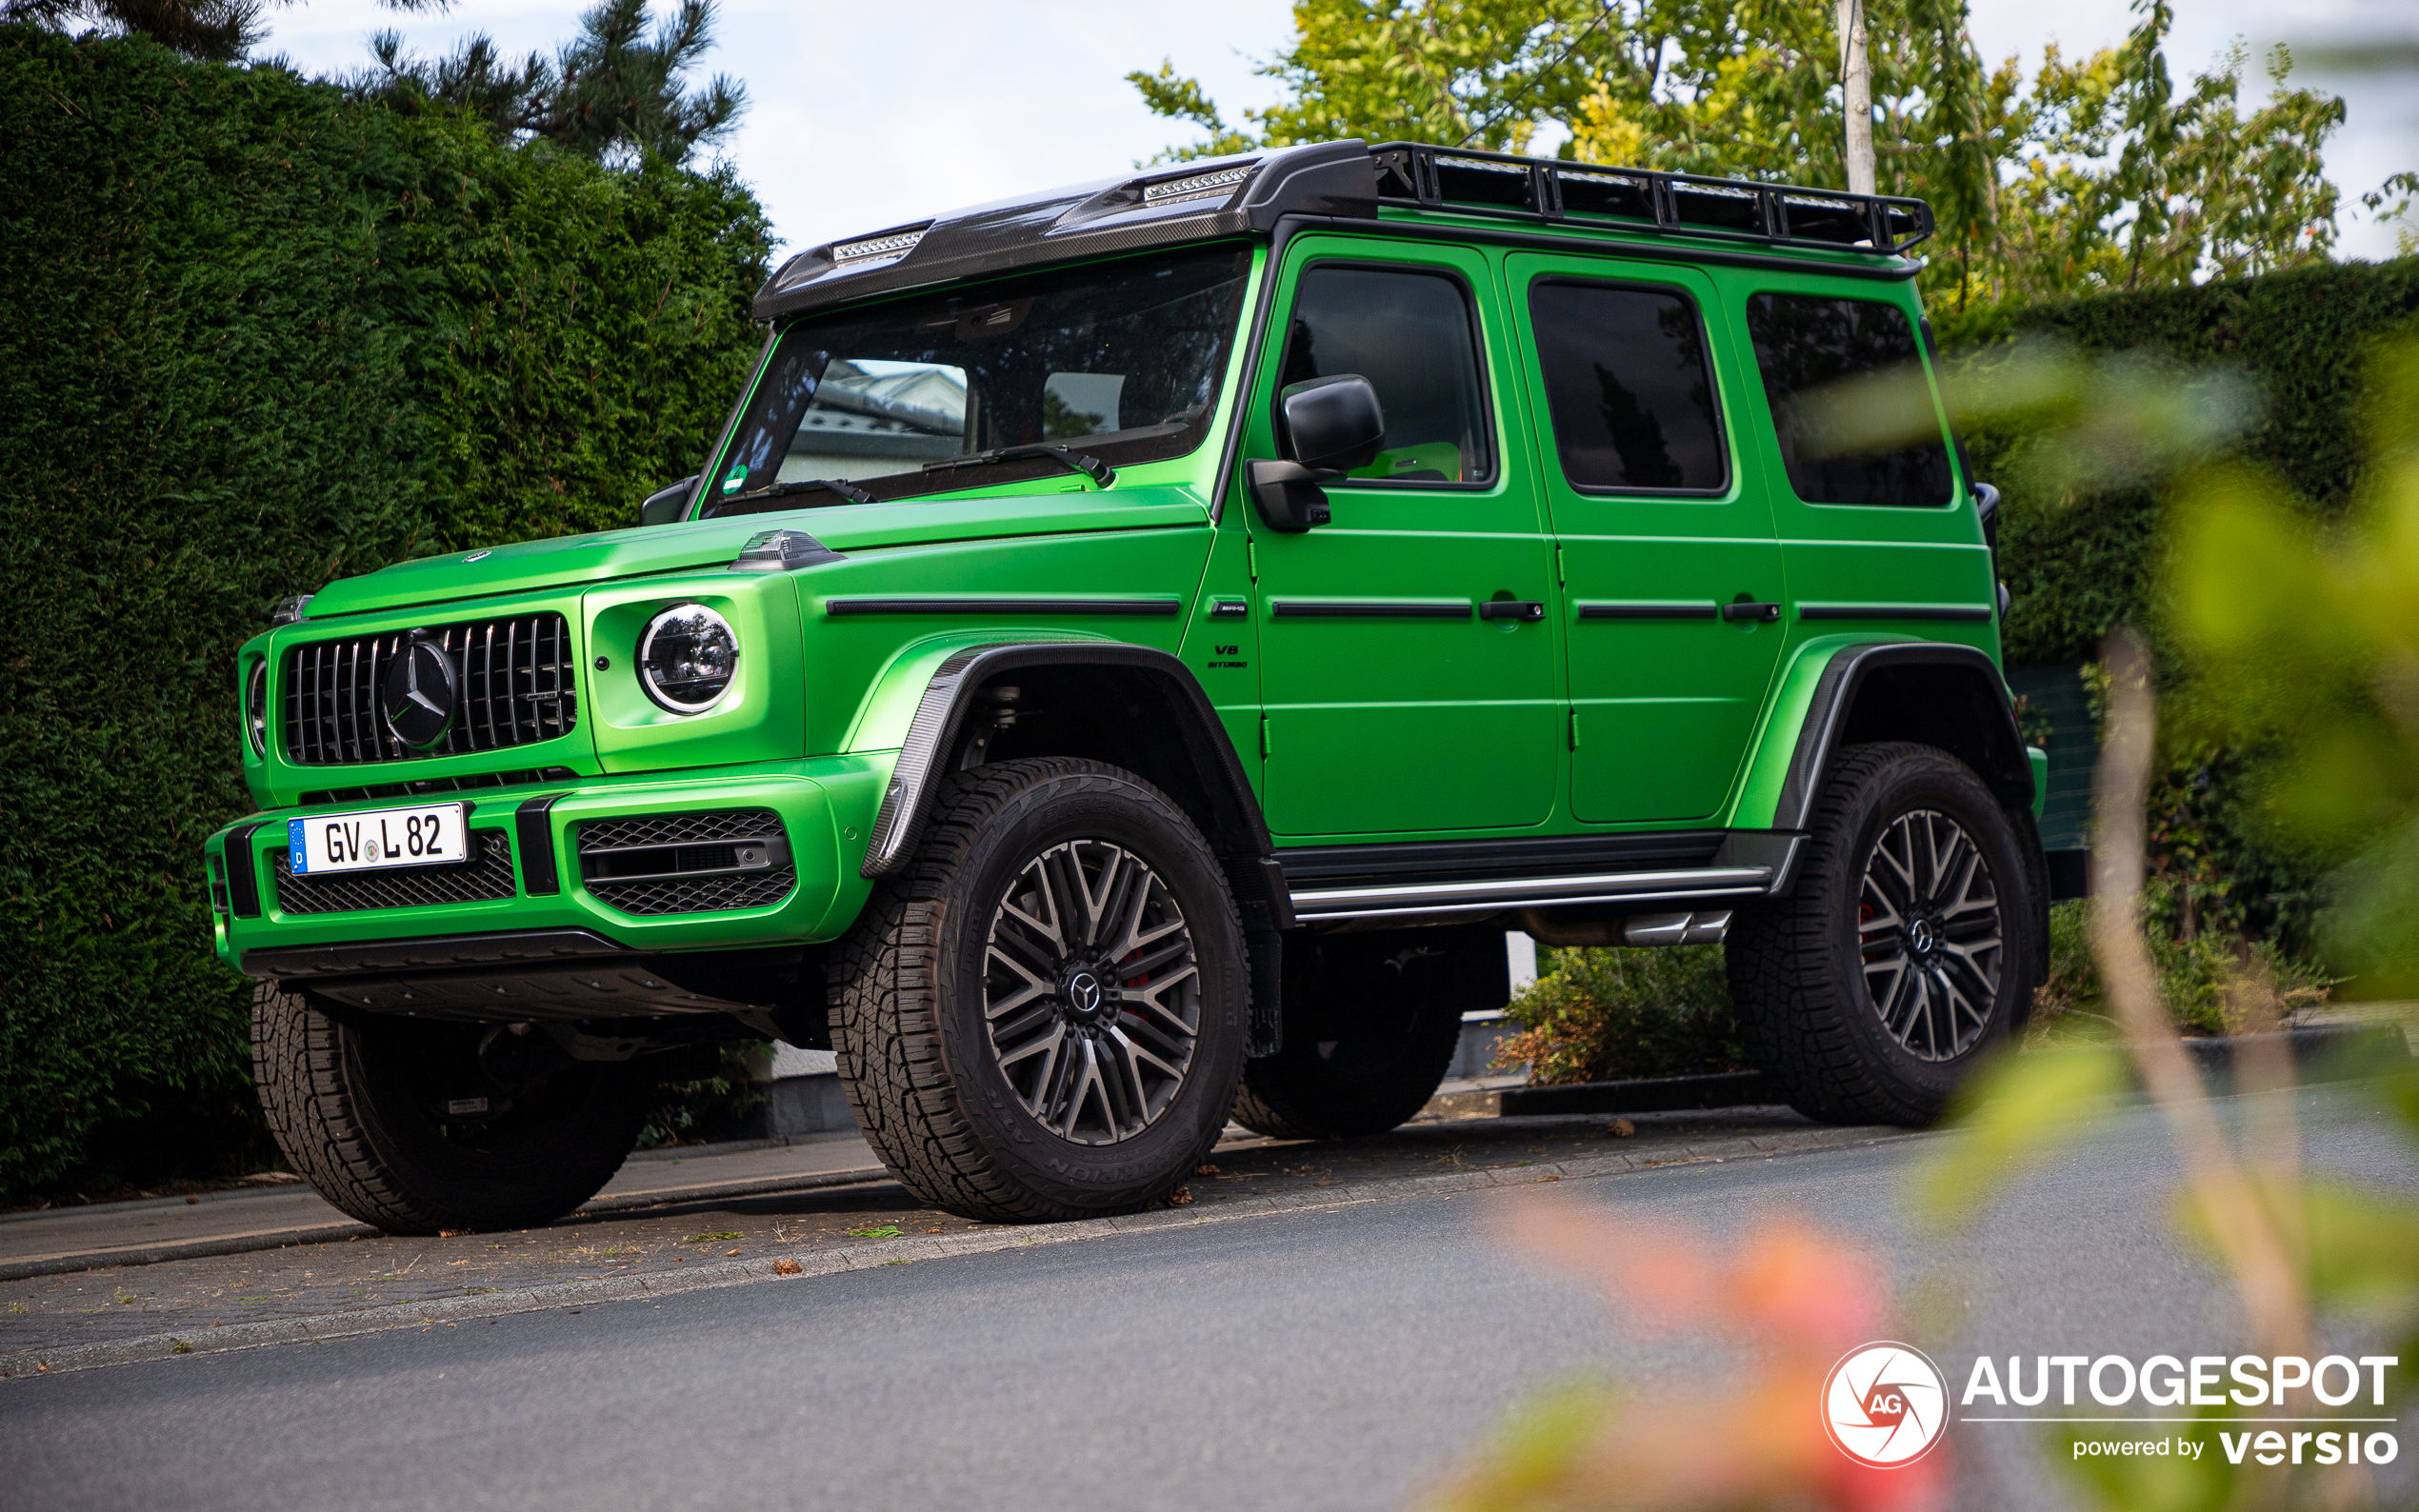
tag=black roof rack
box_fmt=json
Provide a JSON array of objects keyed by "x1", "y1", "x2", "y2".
[
  {"x1": 751, "y1": 139, "x2": 1930, "y2": 321},
  {"x1": 1369, "y1": 142, "x2": 1931, "y2": 256}
]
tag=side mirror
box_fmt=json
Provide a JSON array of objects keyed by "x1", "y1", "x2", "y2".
[
  {"x1": 1281, "y1": 374, "x2": 1385, "y2": 471},
  {"x1": 1248, "y1": 375, "x2": 1385, "y2": 533},
  {"x1": 639, "y1": 475, "x2": 700, "y2": 527}
]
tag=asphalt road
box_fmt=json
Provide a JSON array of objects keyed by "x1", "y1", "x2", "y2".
[{"x1": 7, "y1": 1086, "x2": 2414, "y2": 1512}]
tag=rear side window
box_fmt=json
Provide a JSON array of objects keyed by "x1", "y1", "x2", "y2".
[
  {"x1": 1528, "y1": 281, "x2": 1727, "y2": 493},
  {"x1": 1277, "y1": 266, "x2": 1490, "y2": 484},
  {"x1": 1745, "y1": 293, "x2": 1953, "y2": 507}
]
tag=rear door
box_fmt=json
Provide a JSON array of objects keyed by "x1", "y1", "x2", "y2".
[
  {"x1": 1721, "y1": 279, "x2": 1996, "y2": 660},
  {"x1": 1246, "y1": 238, "x2": 1561, "y2": 838},
  {"x1": 1504, "y1": 252, "x2": 1787, "y2": 823}
]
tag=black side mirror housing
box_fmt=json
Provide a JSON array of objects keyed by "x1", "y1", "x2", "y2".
[
  {"x1": 1250, "y1": 375, "x2": 1385, "y2": 533},
  {"x1": 1280, "y1": 374, "x2": 1385, "y2": 471},
  {"x1": 640, "y1": 474, "x2": 700, "y2": 527}
]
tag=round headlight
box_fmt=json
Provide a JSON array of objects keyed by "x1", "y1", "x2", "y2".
[
  {"x1": 245, "y1": 660, "x2": 269, "y2": 756},
  {"x1": 638, "y1": 604, "x2": 739, "y2": 713}
]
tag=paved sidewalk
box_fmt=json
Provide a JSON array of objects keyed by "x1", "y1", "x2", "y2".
[
  {"x1": 0, "y1": 1104, "x2": 1897, "y2": 1373},
  {"x1": 0, "y1": 1131, "x2": 887, "y2": 1281}
]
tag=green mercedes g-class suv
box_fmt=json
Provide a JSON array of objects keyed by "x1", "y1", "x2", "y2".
[{"x1": 205, "y1": 139, "x2": 2048, "y2": 1232}]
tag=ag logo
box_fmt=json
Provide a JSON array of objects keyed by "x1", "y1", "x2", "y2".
[{"x1": 1823, "y1": 1342, "x2": 1949, "y2": 1468}]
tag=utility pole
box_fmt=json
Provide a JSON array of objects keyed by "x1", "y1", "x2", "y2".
[{"x1": 1837, "y1": 0, "x2": 1875, "y2": 195}]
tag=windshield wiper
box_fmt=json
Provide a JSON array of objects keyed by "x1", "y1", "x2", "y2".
[
  {"x1": 922, "y1": 444, "x2": 1115, "y2": 488},
  {"x1": 712, "y1": 477, "x2": 873, "y2": 511}
]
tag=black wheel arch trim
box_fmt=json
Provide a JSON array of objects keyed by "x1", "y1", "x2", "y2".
[
  {"x1": 859, "y1": 642, "x2": 1289, "y2": 924},
  {"x1": 1774, "y1": 642, "x2": 2035, "y2": 833}
]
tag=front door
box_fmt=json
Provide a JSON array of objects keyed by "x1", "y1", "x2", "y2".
[
  {"x1": 1247, "y1": 240, "x2": 1560, "y2": 838},
  {"x1": 1505, "y1": 253, "x2": 1787, "y2": 824}
]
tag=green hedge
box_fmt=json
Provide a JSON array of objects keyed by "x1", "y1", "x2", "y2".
[
  {"x1": 1956, "y1": 260, "x2": 2419, "y2": 664},
  {"x1": 1954, "y1": 261, "x2": 2419, "y2": 949},
  {"x1": 0, "y1": 26, "x2": 767, "y2": 1201}
]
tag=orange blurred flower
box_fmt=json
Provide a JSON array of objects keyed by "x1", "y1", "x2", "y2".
[{"x1": 1424, "y1": 1202, "x2": 1942, "y2": 1512}]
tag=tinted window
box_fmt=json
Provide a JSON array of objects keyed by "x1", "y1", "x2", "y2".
[
  {"x1": 706, "y1": 244, "x2": 1252, "y2": 509},
  {"x1": 1745, "y1": 293, "x2": 1953, "y2": 507},
  {"x1": 1278, "y1": 267, "x2": 1489, "y2": 484},
  {"x1": 1529, "y1": 282, "x2": 1726, "y2": 492}
]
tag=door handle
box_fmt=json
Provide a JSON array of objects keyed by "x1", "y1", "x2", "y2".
[
  {"x1": 1722, "y1": 601, "x2": 1781, "y2": 623},
  {"x1": 1479, "y1": 600, "x2": 1546, "y2": 622}
]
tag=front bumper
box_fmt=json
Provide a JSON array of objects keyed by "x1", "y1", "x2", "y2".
[{"x1": 206, "y1": 755, "x2": 892, "y2": 977}]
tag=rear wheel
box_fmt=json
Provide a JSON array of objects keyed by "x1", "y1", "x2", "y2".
[
  {"x1": 830, "y1": 758, "x2": 1248, "y2": 1223},
  {"x1": 1230, "y1": 928, "x2": 1490, "y2": 1141},
  {"x1": 250, "y1": 985, "x2": 650, "y2": 1234},
  {"x1": 1727, "y1": 741, "x2": 2041, "y2": 1125}
]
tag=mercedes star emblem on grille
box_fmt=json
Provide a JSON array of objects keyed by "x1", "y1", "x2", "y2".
[{"x1": 380, "y1": 632, "x2": 459, "y2": 750}]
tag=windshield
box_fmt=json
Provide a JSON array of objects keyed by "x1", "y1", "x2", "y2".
[{"x1": 702, "y1": 243, "x2": 1255, "y2": 512}]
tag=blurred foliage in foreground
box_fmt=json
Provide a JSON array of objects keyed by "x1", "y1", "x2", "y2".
[
  {"x1": 1435, "y1": 336, "x2": 2419, "y2": 1512},
  {"x1": 1426, "y1": 1213, "x2": 1939, "y2": 1512},
  {"x1": 2168, "y1": 339, "x2": 2419, "y2": 1000}
]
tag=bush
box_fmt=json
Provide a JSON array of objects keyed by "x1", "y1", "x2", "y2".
[
  {"x1": 0, "y1": 25, "x2": 767, "y2": 1203},
  {"x1": 1492, "y1": 945, "x2": 1743, "y2": 1085},
  {"x1": 2029, "y1": 890, "x2": 2334, "y2": 1041}
]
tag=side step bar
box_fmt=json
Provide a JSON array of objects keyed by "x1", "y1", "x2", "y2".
[{"x1": 1288, "y1": 865, "x2": 1773, "y2": 923}]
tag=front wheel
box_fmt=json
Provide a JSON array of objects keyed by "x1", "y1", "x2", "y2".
[
  {"x1": 1727, "y1": 741, "x2": 2043, "y2": 1126},
  {"x1": 830, "y1": 758, "x2": 1248, "y2": 1222}
]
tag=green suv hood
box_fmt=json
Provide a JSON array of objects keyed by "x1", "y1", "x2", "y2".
[{"x1": 302, "y1": 487, "x2": 1210, "y2": 618}]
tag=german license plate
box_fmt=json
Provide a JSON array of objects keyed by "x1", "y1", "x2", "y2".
[{"x1": 289, "y1": 802, "x2": 470, "y2": 875}]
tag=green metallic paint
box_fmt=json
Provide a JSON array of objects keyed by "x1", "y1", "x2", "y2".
[
  {"x1": 584, "y1": 570, "x2": 806, "y2": 772},
  {"x1": 209, "y1": 754, "x2": 892, "y2": 969},
  {"x1": 208, "y1": 209, "x2": 2023, "y2": 974},
  {"x1": 1500, "y1": 251, "x2": 1788, "y2": 825},
  {"x1": 1244, "y1": 234, "x2": 1563, "y2": 839}
]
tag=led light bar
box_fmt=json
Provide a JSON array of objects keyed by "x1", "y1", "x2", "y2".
[
  {"x1": 830, "y1": 227, "x2": 926, "y2": 265},
  {"x1": 1142, "y1": 164, "x2": 1256, "y2": 206}
]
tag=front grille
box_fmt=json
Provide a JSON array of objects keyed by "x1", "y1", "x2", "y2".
[
  {"x1": 283, "y1": 614, "x2": 577, "y2": 766},
  {"x1": 577, "y1": 809, "x2": 795, "y2": 917},
  {"x1": 302, "y1": 767, "x2": 580, "y2": 806},
  {"x1": 271, "y1": 829, "x2": 518, "y2": 914}
]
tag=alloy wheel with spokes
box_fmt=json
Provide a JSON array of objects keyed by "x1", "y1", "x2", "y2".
[
  {"x1": 1856, "y1": 808, "x2": 2004, "y2": 1063},
  {"x1": 830, "y1": 756, "x2": 1247, "y2": 1222},
  {"x1": 984, "y1": 839, "x2": 1199, "y2": 1145}
]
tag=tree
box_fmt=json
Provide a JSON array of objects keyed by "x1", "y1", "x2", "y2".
[
  {"x1": 1132, "y1": 0, "x2": 2349, "y2": 321},
  {"x1": 351, "y1": 0, "x2": 745, "y2": 169},
  {"x1": 0, "y1": 0, "x2": 277, "y2": 60}
]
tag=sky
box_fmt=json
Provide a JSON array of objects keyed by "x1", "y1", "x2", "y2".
[{"x1": 257, "y1": 0, "x2": 2419, "y2": 262}]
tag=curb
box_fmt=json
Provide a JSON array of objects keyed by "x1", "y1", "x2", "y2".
[
  {"x1": 1484, "y1": 1023, "x2": 2417, "y2": 1123},
  {"x1": 0, "y1": 1123, "x2": 1908, "y2": 1381},
  {"x1": 0, "y1": 1165, "x2": 892, "y2": 1284}
]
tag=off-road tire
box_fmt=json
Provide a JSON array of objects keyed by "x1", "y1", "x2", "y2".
[
  {"x1": 1727, "y1": 741, "x2": 2042, "y2": 1126},
  {"x1": 250, "y1": 984, "x2": 650, "y2": 1234},
  {"x1": 1230, "y1": 929, "x2": 1483, "y2": 1141},
  {"x1": 830, "y1": 757, "x2": 1248, "y2": 1223}
]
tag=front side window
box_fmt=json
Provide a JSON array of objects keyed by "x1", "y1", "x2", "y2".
[
  {"x1": 705, "y1": 244, "x2": 1254, "y2": 511},
  {"x1": 1745, "y1": 293, "x2": 1953, "y2": 507},
  {"x1": 1276, "y1": 266, "x2": 1490, "y2": 484},
  {"x1": 1529, "y1": 281, "x2": 1727, "y2": 493}
]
